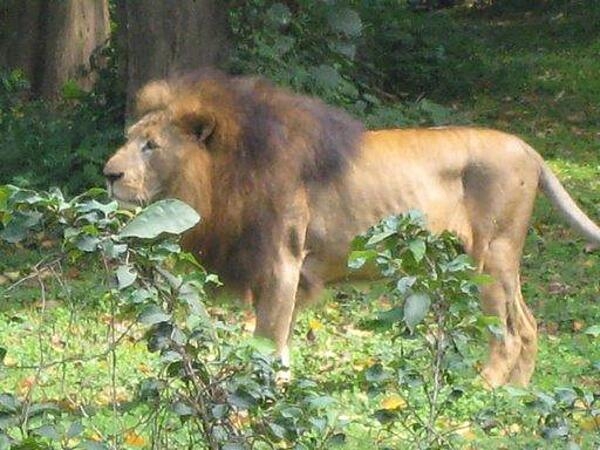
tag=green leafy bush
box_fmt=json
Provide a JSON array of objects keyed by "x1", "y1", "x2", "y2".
[
  {"x1": 0, "y1": 186, "x2": 345, "y2": 448},
  {"x1": 228, "y1": 1, "x2": 461, "y2": 126},
  {"x1": 0, "y1": 69, "x2": 123, "y2": 194},
  {"x1": 348, "y1": 211, "x2": 599, "y2": 448}
]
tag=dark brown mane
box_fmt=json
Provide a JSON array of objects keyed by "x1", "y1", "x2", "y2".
[{"x1": 136, "y1": 70, "x2": 364, "y2": 289}]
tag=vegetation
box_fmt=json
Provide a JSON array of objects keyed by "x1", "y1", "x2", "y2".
[{"x1": 1, "y1": 1, "x2": 599, "y2": 448}]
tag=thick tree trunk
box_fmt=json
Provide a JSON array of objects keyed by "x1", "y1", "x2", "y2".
[
  {"x1": 0, "y1": 0, "x2": 110, "y2": 98},
  {"x1": 118, "y1": 0, "x2": 229, "y2": 115}
]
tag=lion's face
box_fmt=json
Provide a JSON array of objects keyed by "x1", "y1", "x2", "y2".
[{"x1": 104, "y1": 112, "x2": 204, "y2": 208}]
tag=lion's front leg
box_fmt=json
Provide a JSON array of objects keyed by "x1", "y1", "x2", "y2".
[{"x1": 252, "y1": 246, "x2": 305, "y2": 381}]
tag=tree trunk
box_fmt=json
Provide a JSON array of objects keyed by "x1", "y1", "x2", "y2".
[
  {"x1": 0, "y1": 0, "x2": 110, "y2": 98},
  {"x1": 118, "y1": 0, "x2": 229, "y2": 115}
]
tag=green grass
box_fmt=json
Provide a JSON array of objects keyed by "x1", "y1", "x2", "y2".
[{"x1": 1, "y1": 2, "x2": 600, "y2": 448}]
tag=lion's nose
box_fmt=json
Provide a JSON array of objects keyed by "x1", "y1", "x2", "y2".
[{"x1": 104, "y1": 170, "x2": 124, "y2": 184}]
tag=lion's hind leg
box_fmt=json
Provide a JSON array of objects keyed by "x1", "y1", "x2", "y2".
[
  {"x1": 477, "y1": 238, "x2": 538, "y2": 387},
  {"x1": 505, "y1": 275, "x2": 537, "y2": 386}
]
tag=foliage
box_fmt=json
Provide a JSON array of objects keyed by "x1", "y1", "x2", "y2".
[
  {"x1": 227, "y1": 0, "x2": 457, "y2": 127},
  {"x1": 1, "y1": 185, "x2": 599, "y2": 448},
  {"x1": 0, "y1": 58, "x2": 123, "y2": 194},
  {"x1": 346, "y1": 211, "x2": 599, "y2": 448},
  {"x1": 228, "y1": 0, "x2": 363, "y2": 108},
  {"x1": 0, "y1": 186, "x2": 344, "y2": 449},
  {"x1": 349, "y1": 211, "x2": 486, "y2": 447}
]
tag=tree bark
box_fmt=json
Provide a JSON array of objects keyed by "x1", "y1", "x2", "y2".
[
  {"x1": 0, "y1": 0, "x2": 110, "y2": 98},
  {"x1": 118, "y1": 0, "x2": 229, "y2": 115}
]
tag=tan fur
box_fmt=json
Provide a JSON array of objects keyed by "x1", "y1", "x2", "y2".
[{"x1": 104, "y1": 74, "x2": 600, "y2": 388}]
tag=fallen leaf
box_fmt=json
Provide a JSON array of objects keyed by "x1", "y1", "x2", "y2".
[
  {"x1": 380, "y1": 393, "x2": 406, "y2": 411},
  {"x1": 66, "y1": 267, "x2": 81, "y2": 279},
  {"x1": 548, "y1": 281, "x2": 569, "y2": 295},
  {"x1": 51, "y1": 334, "x2": 66, "y2": 350},
  {"x1": 230, "y1": 410, "x2": 250, "y2": 428},
  {"x1": 4, "y1": 271, "x2": 20, "y2": 281},
  {"x1": 18, "y1": 376, "x2": 37, "y2": 395},
  {"x1": 454, "y1": 422, "x2": 477, "y2": 440},
  {"x1": 89, "y1": 432, "x2": 103, "y2": 442},
  {"x1": 137, "y1": 362, "x2": 153, "y2": 375},
  {"x1": 124, "y1": 431, "x2": 147, "y2": 447},
  {"x1": 40, "y1": 239, "x2": 57, "y2": 249},
  {"x1": 578, "y1": 416, "x2": 600, "y2": 431},
  {"x1": 544, "y1": 322, "x2": 559, "y2": 335},
  {"x1": 352, "y1": 356, "x2": 375, "y2": 371},
  {"x1": 3, "y1": 354, "x2": 17, "y2": 367},
  {"x1": 508, "y1": 423, "x2": 521, "y2": 434}
]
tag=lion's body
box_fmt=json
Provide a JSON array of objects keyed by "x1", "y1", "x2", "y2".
[
  {"x1": 104, "y1": 72, "x2": 600, "y2": 387},
  {"x1": 305, "y1": 128, "x2": 536, "y2": 282}
]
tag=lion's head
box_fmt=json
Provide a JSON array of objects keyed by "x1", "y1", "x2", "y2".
[{"x1": 104, "y1": 70, "x2": 363, "y2": 288}]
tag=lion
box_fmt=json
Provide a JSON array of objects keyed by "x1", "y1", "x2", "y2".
[{"x1": 103, "y1": 70, "x2": 600, "y2": 387}]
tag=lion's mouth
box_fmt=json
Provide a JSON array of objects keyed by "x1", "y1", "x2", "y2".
[{"x1": 107, "y1": 184, "x2": 145, "y2": 210}]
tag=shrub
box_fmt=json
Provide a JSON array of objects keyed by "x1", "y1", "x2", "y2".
[{"x1": 0, "y1": 67, "x2": 123, "y2": 194}]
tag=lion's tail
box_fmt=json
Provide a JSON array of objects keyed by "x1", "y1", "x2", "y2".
[{"x1": 539, "y1": 160, "x2": 600, "y2": 249}]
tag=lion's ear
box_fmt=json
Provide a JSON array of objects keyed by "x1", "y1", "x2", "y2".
[
  {"x1": 175, "y1": 111, "x2": 216, "y2": 144},
  {"x1": 136, "y1": 81, "x2": 172, "y2": 116}
]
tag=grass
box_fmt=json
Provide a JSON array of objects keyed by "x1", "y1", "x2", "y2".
[{"x1": 1, "y1": 2, "x2": 600, "y2": 448}]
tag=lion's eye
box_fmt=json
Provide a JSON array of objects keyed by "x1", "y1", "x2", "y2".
[
  {"x1": 142, "y1": 139, "x2": 159, "y2": 152},
  {"x1": 142, "y1": 139, "x2": 159, "y2": 153}
]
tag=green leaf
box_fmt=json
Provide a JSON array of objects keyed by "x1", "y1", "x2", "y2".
[
  {"x1": 0, "y1": 393, "x2": 19, "y2": 412},
  {"x1": 583, "y1": 324, "x2": 600, "y2": 337},
  {"x1": 33, "y1": 424, "x2": 60, "y2": 440},
  {"x1": 396, "y1": 276, "x2": 416, "y2": 294},
  {"x1": 223, "y1": 444, "x2": 246, "y2": 450},
  {"x1": 268, "y1": 422, "x2": 286, "y2": 440},
  {"x1": 404, "y1": 293, "x2": 431, "y2": 332},
  {"x1": 327, "y1": 8, "x2": 362, "y2": 37},
  {"x1": 444, "y1": 254, "x2": 473, "y2": 272},
  {"x1": 267, "y1": 2, "x2": 291, "y2": 26},
  {"x1": 67, "y1": 421, "x2": 84, "y2": 438},
  {"x1": 0, "y1": 211, "x2": 43, "y2": 243},
  {"x1": 365, "y1": 363, "x2": 390, "y2": 383},
  {"x1": 118, "y1": 199, "x2": 200, "y2": 239},
  {"x1": 139, "y1": 305, "x2": 171, "y2": 325},
  {"x1": 374, "y1": 409, "x2": 397, "y2": 425},
  {"x1": 503, "y1": 386, "x2": 529, "y2": 397},
  {"x1": 76, "y1": 235, "x2": 101, "y2": 252},
  {"x1": 115, "y1": 265, "x2": 137, "y2": 290},
  {"x1": 0, "y1": 186, "x2": 9, "y2": 211},
  {"x1": 373, "y1": 307, "x2": 404, "y2": 327},
  {"x1": 311, "y1": 65, "x2": 343, "y2": 91},
  {"x1": 280, "y1": 407, "x2": 303, "y2": 419},
  {"x1": 348, "y1": 250, "x2": 377, "y2": 269},
  {"x1": 100, "y1": 241, "x2": 128, "y2": 259},
  {"x1": 247, "y1": 336, "x2": 276, "y2": 355},
  {"x1": 471, "y1": 273, "x2": 494, "y2": 285},
  {"x1": 306, "y1": 395, "x2": 336, "y2": 409},
  {"x1": 172, "y1": 401, "x2": 194, "y2": 417},
  {"x1": 77, "y1": 199, "x2": 118, "y2": 217},
  {"x1": 407, "y1": 239, "x2": 426, "y2": 263},
  {"x1": 366, "y1": 230, "x2": 396, "y2": 247}
]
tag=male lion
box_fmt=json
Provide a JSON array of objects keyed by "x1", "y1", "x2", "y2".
[{"x1": 104, "y1": 71, "x2": 600, "y2": 387}]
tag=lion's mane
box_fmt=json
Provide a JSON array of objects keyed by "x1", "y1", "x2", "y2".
[{"x1": 136, "y1": 71, "x2": 364, "y2": 289}]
